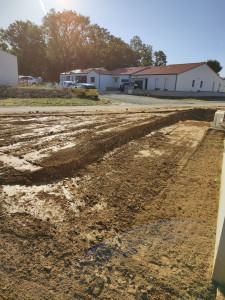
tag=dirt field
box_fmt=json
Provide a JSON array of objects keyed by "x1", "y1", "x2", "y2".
[{"x1": 0, "y1": 108, "x2": 224, "y2": 299}]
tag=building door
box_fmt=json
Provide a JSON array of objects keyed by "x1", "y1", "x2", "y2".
[
  {"x1": 155, "y1": 78, "x2": 160, "y2": 90},
  {"x1": 164, "y1": 78, "x2": 169, "y2": 90},
  {"x1": 145, "y1": 79, "x2": 148, "y2": 89},
  {"x1": 212, "y1": 82, "x2": 215, "y2": 92}
]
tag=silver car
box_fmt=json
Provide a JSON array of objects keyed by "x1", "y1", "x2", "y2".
[{"x1": 59, "y1": 81, "x2": 78, "y2": 90}]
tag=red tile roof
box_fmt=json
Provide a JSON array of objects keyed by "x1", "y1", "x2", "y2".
[
  {"x1": 62, "y1": 66, "x2": 152, "y2": 76},
  {"x1": 108, "y1": 66, "x2": 151, "y2": 75},
  {"x1": 62, "y1": 68, "x2": 109, "y2": 75},
  {"x1": 63, "y1": 63, "x2": 212, "y2": 77},
  {"x1": 135, "y1": 63, "x2": 206, "y2": 76}
]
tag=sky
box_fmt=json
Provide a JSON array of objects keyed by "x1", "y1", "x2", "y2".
[{"x1": 0, "y1": 0, "x2": 225, "y2": 77}]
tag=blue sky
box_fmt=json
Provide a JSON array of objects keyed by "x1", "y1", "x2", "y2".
[{"x1": 1, "y1": 0, "x2": 225, "y2": 76}]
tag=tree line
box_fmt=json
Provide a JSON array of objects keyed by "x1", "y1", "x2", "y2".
[{"x1": 0, "y1": 9, "x2": 167, "y2": 81}]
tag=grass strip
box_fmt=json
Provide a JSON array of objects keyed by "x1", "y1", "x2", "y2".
[{"x1": 0, "y1": 97, "x2": 110, "y2": 106}]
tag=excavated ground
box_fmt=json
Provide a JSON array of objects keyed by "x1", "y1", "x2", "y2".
[{"x1": 0, "y1": 108, "x2": 224, "y2": 299}]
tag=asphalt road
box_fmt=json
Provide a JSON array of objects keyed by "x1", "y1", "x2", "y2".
[{"x1": 100, "y1": 91, "x2": 225, "y2": 107}]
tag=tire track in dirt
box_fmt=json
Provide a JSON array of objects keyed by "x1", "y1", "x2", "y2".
[
  {"x1": 0, "y1": 108, "x2": 222, "y2": 300},
  {"x1": 0, "y1": 108, "x2": 215, "y2": 185}
]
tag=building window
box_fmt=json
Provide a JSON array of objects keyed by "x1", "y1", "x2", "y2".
[
  {"x1": 91, "y1": 77, "x2": 95, "y2": 83},
  {"x1": 66, "y1": 76, "x2": 70, "y2": 81},
  {"x1": 192, "y1": 80, "x2": 195, "y2": 87},
  {"x1": 200, "y1": 81, "x2": 203, "y2": 88},
  {"x1": 76, "y1": 76, "x2": 87, "y2": 83}
]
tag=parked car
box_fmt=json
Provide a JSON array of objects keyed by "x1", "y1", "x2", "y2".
[
  {"x1": 59, "y1": 81, "x2": 78, "y2": 90},
  {"x1": 120, "y1": 81, "x2": 140, "y2": 92},
  {"x1": 72, "y1": 83, "x2": 99, "y2": 99},
  {"x1": 19, "y1": 76, "x2": 38, "y2": 86},
  {"x1": 34, "y1": 77, "x2": 43, "y2": 84}
]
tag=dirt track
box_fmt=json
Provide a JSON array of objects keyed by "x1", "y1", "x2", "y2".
[{"x1": 0, "y1": 108, "x2": 224, "y2": 299}]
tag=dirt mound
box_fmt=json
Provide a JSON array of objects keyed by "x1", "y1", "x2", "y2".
[{"x1": 0, "y1": 108, "x2": 215, "y2": 185}]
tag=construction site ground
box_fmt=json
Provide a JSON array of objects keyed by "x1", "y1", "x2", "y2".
[{"x1": 0, "y1": 107, "x2": 225, "y2": 299}]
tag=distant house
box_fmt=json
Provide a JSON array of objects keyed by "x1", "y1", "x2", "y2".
[
  {"x1": 60, "y1": 68, "x2": 109, "y2": 90},
  {"x1": 132, "y1": 62, "x2": 225, "y2": 92},
  {"x1": 0, "y1": 49, "x2": 18, "y2": 86},
  {"x1": 60, "y1": 66, "x2": 150, "y2": 91},
  {"x1": 60, "y1": 63, "x2": 225, "y2": 92}
]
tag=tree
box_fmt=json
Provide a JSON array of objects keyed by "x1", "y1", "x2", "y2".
[
  {"x1": 0, "y1": 28, "x2": 9, "y2": 52},
  {"x1": 104, "y1": 36, "x2": 139, "y2": 69},
  {"x1": 42, "y1": 9, "x2": 90, "y2": 77},
  {"x1": 154, "y1": 50, "x2": 167, "y2": 66},
  {"x1": 130, "y1": 36, "x2": 153, "y2": 66},
  {"x1": 3, "y1": 21, "x2": 46, "y2": 77},
  {"x1": 130, "y1": 35, "x2": 143, "y2": 54},
  {"x1": 206, "y1": 59, "x2": 222, "y2": 74},
  {"x1": 141, "y1": 44, "x2": 153, "y2": 66},
  {"x1": 42, "y1": 10, "x2": 141, "y2": 78},
  {"x1": 83, "y1": 24, "x2": 113, "y2": 68}
]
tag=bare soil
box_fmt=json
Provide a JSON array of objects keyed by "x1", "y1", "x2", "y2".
[{"x1": 0, "y1": 108, "x2": 224, "y2": 299}]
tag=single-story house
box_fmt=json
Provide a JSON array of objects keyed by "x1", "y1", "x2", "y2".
[
  {"x1": 60, "y1": 63, "x2": 225, "y2": 92},
  {"x1": 0, "y1": 49, "x2": 18, "y2": 86},
  {"x1": 60, "y1": 66, "x2": 150, "y2": 91},
  {"x1": 131, "y1": 62, "x2": 225, "y2": 92}
]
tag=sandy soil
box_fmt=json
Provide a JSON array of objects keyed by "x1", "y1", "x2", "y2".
[{"x1": 0, "y1": 108, "x2": 224, "y2": 299}]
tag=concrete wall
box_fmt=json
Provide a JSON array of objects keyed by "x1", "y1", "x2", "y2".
[
  {"x1": 0, "y1": 50, "x2": 18, "y2": 86},
  {"x1": 213, "y1": 145, "x2": 225, "y2": 286},
  {"x1": 176, "y1": 64, "x2": 224, "y2": 92},
  {"x1": 131, "y1": 89, "x2": 225, "y2": 99}
]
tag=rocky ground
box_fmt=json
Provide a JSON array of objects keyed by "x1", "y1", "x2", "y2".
[{"x1": 0, "y1": 107, "x2": 224, "y2": 299}]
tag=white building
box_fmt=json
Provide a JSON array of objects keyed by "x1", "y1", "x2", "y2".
[
  {"x1": 0, "y1": 49, "x2": 18, "y2": 86},
  {"x1": 60, "y1": 63, "x2": 225, "y2": 92},
  {"x1": 132, "y1": 62, "x2": 225, "y2": 92},
  {"x1": 60, "y1": 66, "x2": 150, "y2": 90}
]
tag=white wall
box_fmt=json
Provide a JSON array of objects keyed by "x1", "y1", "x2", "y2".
[
  {"x1": 213, "y1": 145, "x2": 225, "y2": 286},
  {"x1": 60, "y1": 74, "x2": 72, "y2": 81},
  {"x1": 176, "y1": 64, "x2": 224, "y2": 92},
  {"x1": 99, "y1": 75, "x2": 116, "y2": 90},
  {"x1": 60, "y1": 72, "x2": 118, "y2": 90},
  {"x1": 221, "y1": 80, "x2": 225, "y2": 92},
  {"x1": 0, "y1": 50, "x2": 18, "y2": 86},
  {"x1": 86, "y1": 71, "x2": 100, "y2": 89},
  {"x1": 136, "y1": 75, "x2": 177, "y2": 91}
]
